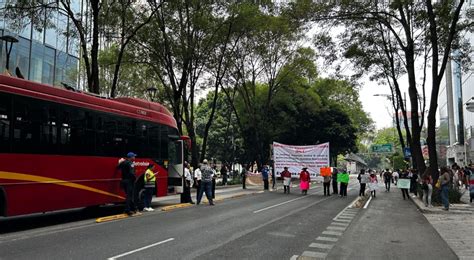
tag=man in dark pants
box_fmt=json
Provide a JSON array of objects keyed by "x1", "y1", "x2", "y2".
[
  {"x1": 241, "y1": 164, "x2": 247, "y2": 189},
  {"x1": 332, "y1": 168, "x2": 339, "y2": 194},
  {"x1": 383, "y1": 169, "x2": 392, "y2": 192},
  {"x1": 262, "y1": 165, "x2": 269, "y2": 190},
  {"x1": 271, "y1": 165, "x2": 276, "y2": 190},
  {"x1": 118, "y1": 152, "x2": 139, "y2": 216},
  {"x1": 197, "y1": 159, "x2": 214, "y2": 206}
]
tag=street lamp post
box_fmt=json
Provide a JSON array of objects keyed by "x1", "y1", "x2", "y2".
[
  {"x1": 0, "y1": 35, "x2": 18, "y2": 72},
  {"x1": 146, "y1": 86, "x2": 157, "y2": 102}
]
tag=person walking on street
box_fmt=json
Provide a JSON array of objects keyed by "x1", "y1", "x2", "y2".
[
  {"x1": 421, "y1": 168, "x2": 433, "y2": 207},
  {"x1": 469, "y1": 164, "x2": 474, "y2": 203},
  {"x1": 211, "y1": 165, "x2": 217, "y2": 199},
  {"x1": 194, "y1": 164, "x2": 202, "y2": 199},
  {"x1": 221, "y1": 165, "x2": 228, "y2": 186},
  {"x1": 393, "y1": 170, "x2": 399, "y2": 185},
  {"x1": 197, "y1": 159, "x2": 215, "y2": 206},
  {"x1": 262, "y1": 165, "x2": 270, "y2": 190},
  {"x1": 118, "y1": 152, "x2": 140, "y2": 216},
  {"x1": 400, "y1": 170, "x2": 410, "y2": 200},
  {"x1": 368, "y1": 171, "x2": 378, "y2": 198},
  {"x1": 143, "y1": 163, "x2": 158, "y2": 212},
  {"x1": 299, "y1": 166, "x2": 311, "y2": 195},
  {"x1": 332, "y1": 168, "x2": 339, "y2": 195},
  {"x1": 182, "y1": 162, "x2": 195, "y2": 204},
  {"x1": 323, "y1": 172, "x2": 331, "y2": 196},
  {"x1": 439, "y1": 167, "x2": 451, "y2": 210},
  {"x1": 358, "y1": 169, "x2": 368, "y2": 196},
  {"x1": 241, "y1": 164, "x2": 247, "y2": 189},
  {"x1": 383, "y1": 169, "x2": 392, "y2": 192},
  {"x1": 281, "y1": 167, "x2": 292, "y2": 194}
]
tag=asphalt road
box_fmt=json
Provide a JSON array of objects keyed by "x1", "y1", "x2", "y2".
[{"x1": 0, "y1": 182, "x2": 359, "y2": 260}]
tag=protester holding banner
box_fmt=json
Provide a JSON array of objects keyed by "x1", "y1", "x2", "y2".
[
  {"x1": 300, "y1": 166, "x2": 311, "y2": 195},
  {"x1": 337, "y1": 170, "x2": 349, "y2": 197},
  {"x1": 368, "y1": 170, "x2": 378, "y2": 198},
  {"x1": 399, "y1": 170, "x2": 410, "y2": 200},
  {"x1": 281, "y1": 167, "x2": 292, "y2": 194}
]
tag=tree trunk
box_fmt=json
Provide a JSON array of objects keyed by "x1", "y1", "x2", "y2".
[
  {"x1": 406, "y1": 51, "x2": 426, "y2": 173},
  {"x1": 90, "y1": 0, "x2": 100, "y2": 94}
]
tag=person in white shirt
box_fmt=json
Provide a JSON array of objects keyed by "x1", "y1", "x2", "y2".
[
  {"x1": 194, "y1": 164, "x2": 202, "y2": 199},
  {"x1": 181, "y1": 162, "x2": 194, "y2": 204}
]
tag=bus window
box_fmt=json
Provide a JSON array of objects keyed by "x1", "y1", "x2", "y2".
[{"x1": 0, "y1": 93, "x2": 11, "y2": 152}]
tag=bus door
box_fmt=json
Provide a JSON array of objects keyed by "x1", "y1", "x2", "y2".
[{"x1": 167, "y1": 139, "x2": 184, "y2": 194}]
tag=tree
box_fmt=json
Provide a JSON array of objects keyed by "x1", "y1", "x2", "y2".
[
  {"x1": 300, "y1": 0, "x2": 472, "y2": 177},
  {"x1": 3, "y1": 0, "x2": 157, "y2": 94}
]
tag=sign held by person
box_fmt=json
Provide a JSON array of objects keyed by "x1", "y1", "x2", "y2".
[{"x1": 273, "y1": 142, "x2": 330, "y2": 178}]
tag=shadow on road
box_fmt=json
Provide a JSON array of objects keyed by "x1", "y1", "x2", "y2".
[{"x1": 0, "y1": 205, "x2": 125, "y2": 235}]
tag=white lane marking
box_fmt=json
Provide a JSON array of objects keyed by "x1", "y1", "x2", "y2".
[
  {"x1": 302, "y1": 251, "x2": 328, "y2": 258},
  {"x1": 253, "y1": 193, "x2": 324, "y2": 213},
  {"x1": 363, "y1": 196, "x2": 373, "y2": 209},
  {"x1": 309, "y1": 242, "x2": 334, "y2": 249},
  {"x1": 107, "y1": 238, "x2": 174, "y2": 260},
  {"x1": 290, "y1": 255, "x2": 299, "y2": 260},
  {"x1": 333, "y1": 219, "x2": 351, "y2": 223},
  {"x1": 322, "y1": 230, "x2": 343, "y2": 236},
  {"x1": 316, "y1": 236, "x2": 338, "y2": 242},
  {"x1": 327, "y1": 226, "x2": 346, "y2": 231},
  {"x1": 330, "y1": 222, "x2": 349, "y2": 227}
]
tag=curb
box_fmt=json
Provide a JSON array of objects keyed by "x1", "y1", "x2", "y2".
[
  {"x1": 96, "y1": 213, "x2": 132, "y2": 223},
  {"x1": 161, "y1": 203, "x2": 194, "y2": 211}
]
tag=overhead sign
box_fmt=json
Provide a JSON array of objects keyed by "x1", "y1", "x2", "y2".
[
  {"x1": 371, "y1": 144, "x2": 393, "y2": 153},
  {"x1": 273, "y1": 142, "x2": 330, "y2": 178},
  {"x1": 403, "y1": 147, "x2": 411, "y2": 158}
]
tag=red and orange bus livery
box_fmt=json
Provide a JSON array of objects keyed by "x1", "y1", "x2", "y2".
[{"x1": 0, "y1": 75, "x2": 185, "y2": 217}]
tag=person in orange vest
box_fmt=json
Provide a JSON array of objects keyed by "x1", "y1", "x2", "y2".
[{"x1": 300, "y1": 166, "x2": 311, "y2": 195}]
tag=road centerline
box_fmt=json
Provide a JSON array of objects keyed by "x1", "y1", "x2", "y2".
[{"x1": 107, "y1": 238, "x2": 175, "y2": 260}]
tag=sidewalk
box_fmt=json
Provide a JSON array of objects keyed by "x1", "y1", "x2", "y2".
[
  {"x1": 411, "y1": 188, "x2": 474, "y2": 260},
  {"x1": 325, "y1": 186, "x2": 457, "y2": 260}
]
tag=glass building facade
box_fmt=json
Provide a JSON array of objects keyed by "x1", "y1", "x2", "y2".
[{"x1": 0, "y1": 1, "x2": 79, "y2": 87}]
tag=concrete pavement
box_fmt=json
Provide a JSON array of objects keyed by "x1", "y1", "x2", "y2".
[
  {"x1": 323, "y1": 185, "x2": 457, "y2": 260},
  {"x1": 0, "y1": 181, "x2": 362, "y2": 259},
  {"x1": 411, "y1": 187, "x2": 474, "y2": 260}
]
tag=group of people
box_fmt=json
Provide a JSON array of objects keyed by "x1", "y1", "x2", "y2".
[{"x1": 117, "y1": 152, "x2": 474, "y2": 215}]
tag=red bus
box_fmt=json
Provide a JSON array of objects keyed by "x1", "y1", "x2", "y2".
[{"x1": 0, "y1": 75, "x2": 185, "y2": 217}]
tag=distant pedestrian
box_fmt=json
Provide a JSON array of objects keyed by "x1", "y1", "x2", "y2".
[
  {"x1": 262, "y1": 165, "x2": 270, "y2": 190},
  {"x1": 212, "y1": 165, "x2": 217, "y2": 199},
  {"x1": 299, "y1": 166, "x2": 311, "y2": 195},
  {"x1": 400, "y1": 170, "x2": 410, "y2": 200},
  {"x1": 271, "y1": 165, "x2": 276, "y2": 190},
  {"x1": 332, "y1": 168, "x2": 339, "y2": 194},
  {"x1": 197, "y1": 159, "x2": 214, "y2": 206},
  {"x1": 469, "y1": 164, "x2": 474, "y2": 203},
  {"x1": 194, "y1": 164, "x2": 202, "y2": 199},
  {"x1": 281, "y1": 167, "x2": 292, "y2": 194},
  {"x1": 221, "y1": 165, "x2": 228, "y2": 186},
  {"x1": 439, "y1": 166, "x2": 451, "y2": 211},
  {"x1": 118, "y1": 152, "x2": 139, "y2": 216},
  {"x1": 368, "y1": 171, "x2": 378, "y2": 198},
  {"x1": 421, "y1": 168, "x2": 433, "y2": 208},
  {"x1": 383, "y1": 169, "x2": 392, "y2": 192},
  {"x1": 338, "y1": 171, "x2": 349, "y2": 197},
  {"x1": 358, "y1": 169, "x2": 368, "y2": 196},
  {"x1": 323, "y1": 172, "x2": 331, "y2": 196},
  {"x1": 393, "y1": 170, "x2": 399, "y2": 185},
  {"x1": 143, "y1": 163, "x2": 158, "y2": 212},
  {"x1": 410, "y1": 169, "x2": 419, "y2": 196},
  {"x1": 182, "y1": 162, "x2": 195, "y2": 204},
  {"x1": 241, "y1": 165, "x2": 247, "y2": 189}
]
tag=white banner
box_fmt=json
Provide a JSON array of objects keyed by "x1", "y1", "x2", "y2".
[{"x1": 273, "y1": 142, "x2": 330, "y2": 178}]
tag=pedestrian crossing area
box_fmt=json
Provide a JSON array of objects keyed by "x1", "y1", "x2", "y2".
[{"x1": 291, "y1": 207, "x2": 360, "y2": 260}]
